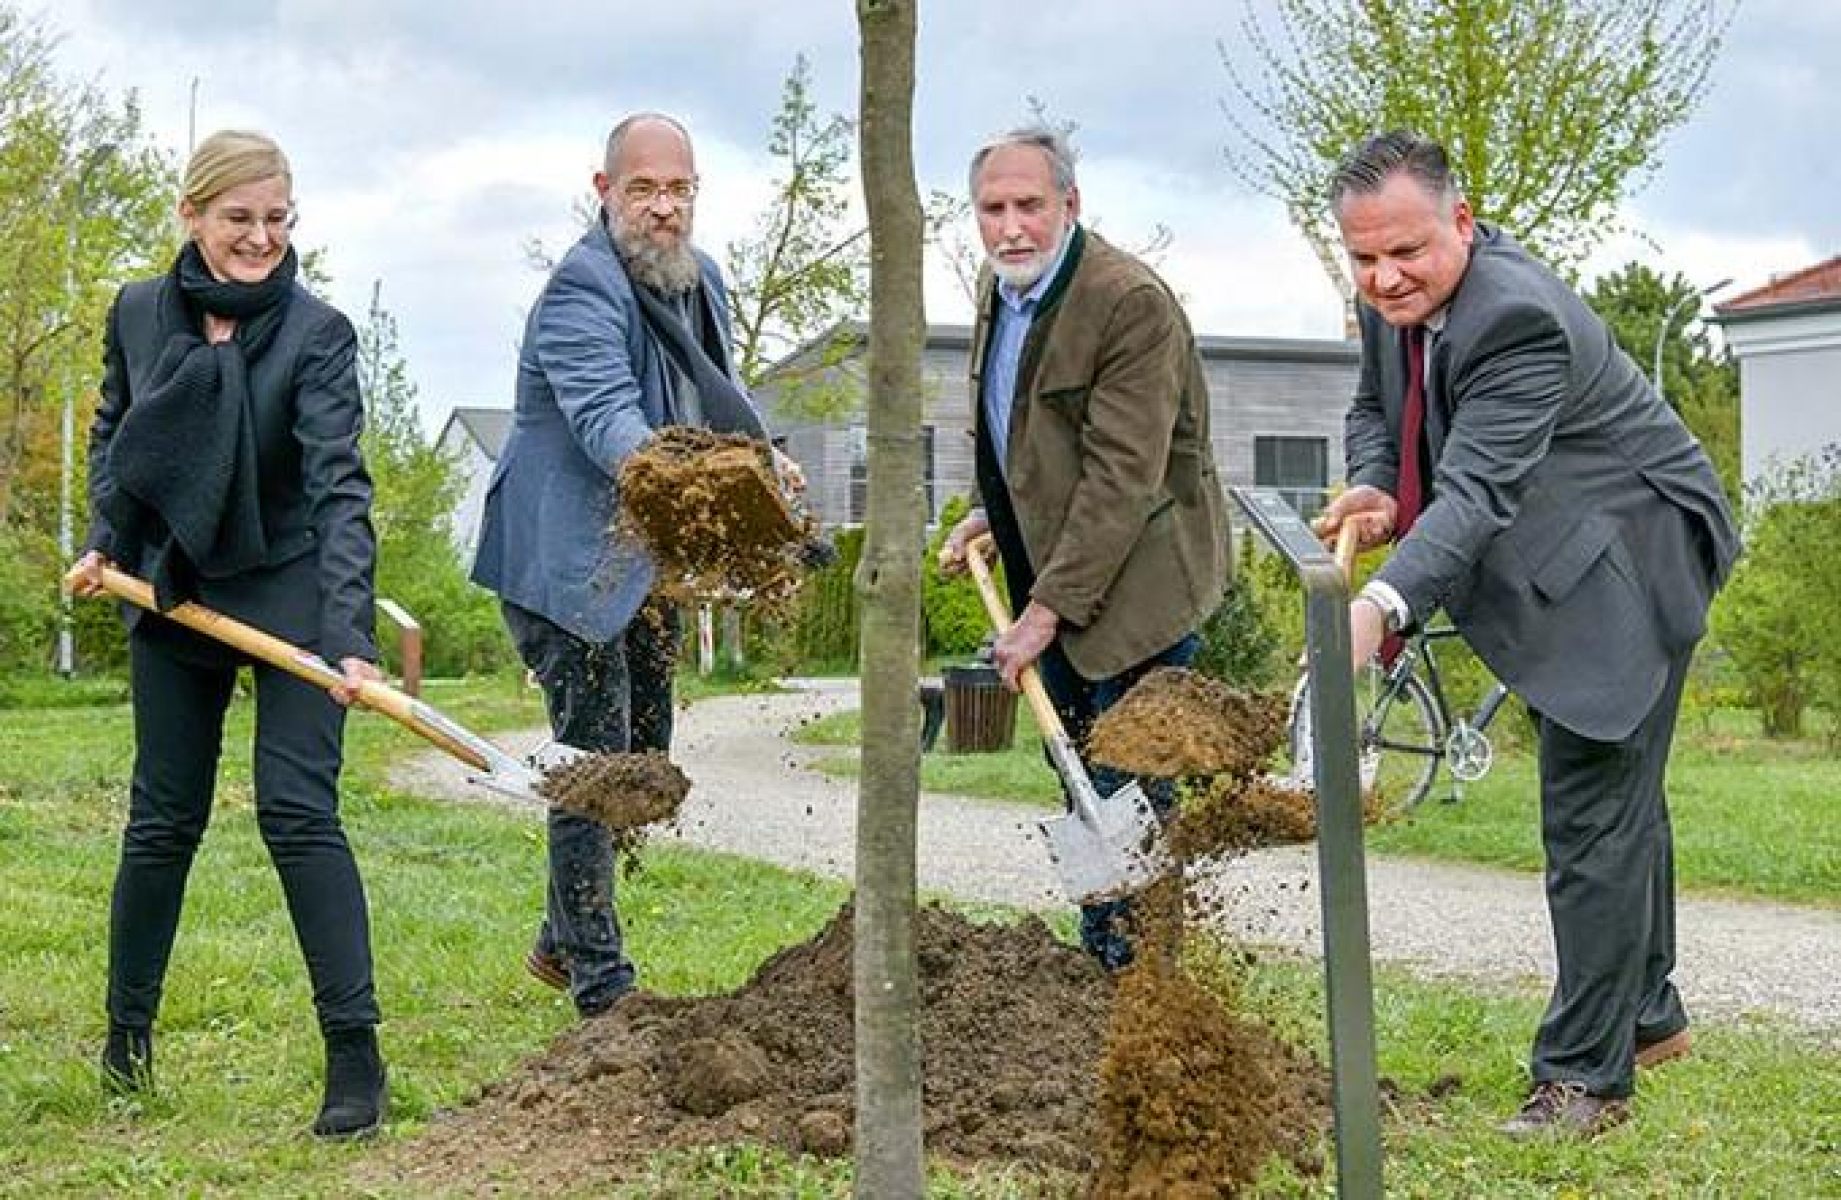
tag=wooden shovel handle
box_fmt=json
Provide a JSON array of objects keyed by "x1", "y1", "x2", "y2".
[
  {"x1": 1334, "y1": 520, "x2": 1360, "y2": 585},
  {"x1": 68, "y1": 562, "x2": 490, "y2": 771},
  {"x1": 963, "y1": 534, "x2": 1069, "y2": 742}
]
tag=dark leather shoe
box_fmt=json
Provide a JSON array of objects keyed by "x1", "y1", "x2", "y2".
[
  {"x1": 1636, "y1": 1027, "x2": 1691, "y2": 1069},
  {"x1": 526, "y1": 947, "x2": 569, "y2": 992},
  {"x1": 101, "y1": 1024, "x2": 153, "y2": 1094},
  {"x1": 312, "y1": 1027, "x2": 387, "y2": 1139},
  {"x1": 1498, "y1": 1081, "x2": 1630, "y2": 1139}
]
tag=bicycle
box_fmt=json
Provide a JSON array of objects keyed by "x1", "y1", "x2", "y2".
[{"x1": 1286, "y1": 620, "x2": 1513, "y2": 813}]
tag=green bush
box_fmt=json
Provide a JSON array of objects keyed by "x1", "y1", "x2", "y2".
[
  {"x1": 0, "y1": 522, "x2": 56, "y2": 673},
  {"x1": 748, "y1": 526, "x2": 865, "y2": 673},
  {"x1": 1194, "y1": 532, "x2": 1279, "y2": 686},
  {"x1": 921, "y1": 495, "x2": 998, "y2": 660},
  {"x1": 374, "y1": 555, "x2": 516, "y2": 679}
]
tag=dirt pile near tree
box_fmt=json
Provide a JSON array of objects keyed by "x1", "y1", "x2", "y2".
[
  {"x1": 617, "y1": 427, "x2": 816, "y2": 608},
  {"x1": 366, "y1": 904, "x2": 1324, "y2": 1196}
]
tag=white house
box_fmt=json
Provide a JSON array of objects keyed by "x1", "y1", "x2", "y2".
[
  {"x1": 435, "y1": 406, "x2": 511, "y2": 560},
  {"x1": 1714, "y1": 255, "x2": 1841, "y2": 489}
]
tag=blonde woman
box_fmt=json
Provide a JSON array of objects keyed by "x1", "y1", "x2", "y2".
[{"x1": 72, "y1": 129, "x2": 387, "y2": 1138}]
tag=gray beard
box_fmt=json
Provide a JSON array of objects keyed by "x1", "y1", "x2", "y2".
[{"x1": 610, "y1": 216, "x2": 701, "y2": 295}]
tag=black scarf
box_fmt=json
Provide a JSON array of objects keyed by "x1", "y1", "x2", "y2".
[
  {"x1": 105, "y1": 241, "x2": 298, "y2": 609},
  {"x1": 628, "y1": 278, "x2": 767, "y2": 440}
]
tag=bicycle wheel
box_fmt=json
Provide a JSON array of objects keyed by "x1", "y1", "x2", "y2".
[
  {"x1": 1288, "y1": 665, "x2": 1446, "y2": 812},
  {"x1": 1362, "y1": 669, "x2": 1445, "y2": 812}
]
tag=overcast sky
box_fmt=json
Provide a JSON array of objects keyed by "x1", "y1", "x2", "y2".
[{"x1": 39, "y1": 0, "x2": 1841, "y2": 434}]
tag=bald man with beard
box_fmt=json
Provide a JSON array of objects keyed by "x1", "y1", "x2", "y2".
[{"x1": 471, "y1": 113, "x2": 768, "y2": 1016}]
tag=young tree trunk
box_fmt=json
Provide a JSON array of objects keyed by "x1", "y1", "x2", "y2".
[{"x1": 851, "y1": 1, "x2": 926, "y2": 1196}]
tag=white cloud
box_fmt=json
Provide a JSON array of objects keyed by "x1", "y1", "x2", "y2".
[{"x1": 30, "y1": 0, "x2": 1836, "y2": 433}]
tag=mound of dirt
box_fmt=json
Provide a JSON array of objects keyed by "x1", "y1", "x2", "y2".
[
  {"x1": 367, "y1": 904, "x2": 1326, "y2": 1196},
  {"x1": 617, "y1": 427, "x2": 815, "y2": 607},
  {"x1": 1086, "y1": 669, "x2": 1288, "y2": 780}
]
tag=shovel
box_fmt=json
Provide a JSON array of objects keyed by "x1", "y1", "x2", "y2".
[
  {"x1": 962, "y1": 535, "x2": 1169, "y2": 903},
  {"x1": 68, "y1": 562, "x2": 579, "y2": 805}
]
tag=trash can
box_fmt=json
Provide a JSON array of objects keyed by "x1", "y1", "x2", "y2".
[{"x1": 942, "y1": 663, "x2": 1017, "y2": 753}]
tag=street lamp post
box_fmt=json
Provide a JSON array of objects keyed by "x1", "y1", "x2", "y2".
[
  {"x1": 56, "y1": 144, "x2": 116, "y2": 678},
  {"x1": 1653, "y1": 276, "x2": 1732, "y2": 408}
]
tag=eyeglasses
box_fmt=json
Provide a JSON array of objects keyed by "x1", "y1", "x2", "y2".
[
  {"x1": 213, "y1": 206, "x2": 299, "y2": 237},
  {"x1": 621, "y1": 178, "x2": 699, "y2": 207}
]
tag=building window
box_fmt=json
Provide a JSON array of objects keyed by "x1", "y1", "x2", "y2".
[
  {"x1": 849, "y1": 425, "x2": 936, "y2": 525},
  {"x1": 1255, "y1": 435, "x2": 1329, "y2": 520}
]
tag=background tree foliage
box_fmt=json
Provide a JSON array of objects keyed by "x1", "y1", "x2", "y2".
[
  {"x1": 355, "y1": 283, "x2": 509, "y2": 677},
  {"x1": 1585, "y1": 261, "x2": 1740, "y2": 500},
  {"x1": 0, "y1": 4, "x2": 177, "y2": 670},
  {"x1": 725, "y1": 54, "x2": 866, "y2": 398},
  {"x1": 1219, "y1": 0, "x2": 1735, "y2": 312}
]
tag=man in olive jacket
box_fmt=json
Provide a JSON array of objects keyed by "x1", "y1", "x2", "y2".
[{"x1": 941, "y1": 126, "x2": 1228, "y2": 967}]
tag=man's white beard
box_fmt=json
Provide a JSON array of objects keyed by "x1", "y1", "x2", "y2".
[
  {"x1": 989, "y1": 226, "x2": 1068, "y2": 290},
  {"x1": 611, "y1": 217, "x2": 701, "y2": 295}
]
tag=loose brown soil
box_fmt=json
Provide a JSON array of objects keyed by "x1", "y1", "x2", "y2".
[
  {"x1": 539, "y1": 750, "x2": 691, "y2": 834},
  {"x1": 1092, "y1": 962, "x2": 1327, "y2": 1198},
  {"x1": 1086, "y1": 668, "x2": 1288, "y2": 781},
  {"x1": 618, "y1": 427, "x2": 814, "y2": 608},
  {"x1": 365, "y1": 904, "x2": 1326, "y2": 1197}
]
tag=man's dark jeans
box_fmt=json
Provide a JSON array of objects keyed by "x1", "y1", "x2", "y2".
[
  {"x1": 1035, "y1": 631, "x2": 1201, "y2": 970},
  {"x1": 501, "y1": 601, "x2": 677, "y2": 1014}
]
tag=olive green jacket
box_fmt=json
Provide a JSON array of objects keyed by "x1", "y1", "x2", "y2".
[{"x1": 970, "y1": 229, "x2": 1228, "y2": 680}]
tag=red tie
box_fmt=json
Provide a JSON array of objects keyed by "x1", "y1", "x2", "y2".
[
  {"x1": 1380, "y1": 326, "x2": 1426, "y2": 668},
  {"x1": 1395, "y1": 326, "x2": 1427, "y2": 539}
]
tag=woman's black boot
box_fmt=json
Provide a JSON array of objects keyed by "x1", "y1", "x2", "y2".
[{"x1": 311, "y1": 1026, "x2": 387, "y2": 1139}]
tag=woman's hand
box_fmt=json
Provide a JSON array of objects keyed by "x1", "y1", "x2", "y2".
[
  {"x1": 329, "y1": 657, "x2": 384, "y2": 707},
  {"x1": 69, "y1": 551, "x2": 111, "y2": 598}
]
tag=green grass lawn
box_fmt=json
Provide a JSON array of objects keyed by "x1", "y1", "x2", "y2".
[
  {"x1": 794, "y1": 702, "x2": 1841, "y2": 908},
  {"x1": 1, "y1": 673, "x2": 1836, "y2": 1197}
]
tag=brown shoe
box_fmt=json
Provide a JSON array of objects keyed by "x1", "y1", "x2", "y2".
[
  {"x1": 1498, "y1": 1081, "x2": 1630, "y2": 1139},
  {"x1": 1636, "y1": 1028, "x2": 1691, "y2": 1069},
  {"x1": 525, "y1": 948, "x2": 569, "y2": 992}
]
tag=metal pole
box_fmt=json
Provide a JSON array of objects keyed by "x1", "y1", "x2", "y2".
[
  {"x1": 1652, "y1": 276, "x2": 1732, "y2": 406},
  {"x1": 57, "y1": 145, "x2": 117, "y2": 678},
  {"x1": 56, "y1": 196, "x2": 82, "y2": 676},
  {"x1": 1230, "y1": 487, "x2": 1382, "y2": 1198}
]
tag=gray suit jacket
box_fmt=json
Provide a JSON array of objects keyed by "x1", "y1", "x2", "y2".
[
  {"x1": 1346, "y1": 224, "x2": 1739, "y2": 741},
  {"x1": 470, "y1": 219, "x2": 745, "y2": 641}
]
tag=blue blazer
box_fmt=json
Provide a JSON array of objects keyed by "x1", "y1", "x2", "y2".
[{"x1": 470, "y1": 220, "x2": 742, "y2": 641}]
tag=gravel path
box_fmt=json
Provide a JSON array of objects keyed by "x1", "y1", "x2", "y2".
[{"x1": 392, "y1": 678, "x2": 1841, "y2": 1041}]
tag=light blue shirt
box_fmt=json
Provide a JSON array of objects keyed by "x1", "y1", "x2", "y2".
[{"x1": 982, "y1": 232, "x2": 1074, "y2": 478}]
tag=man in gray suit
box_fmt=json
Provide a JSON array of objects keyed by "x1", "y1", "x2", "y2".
[
  {"x1": 1317, "y1": 132, "x2": 1738, "y2": 1137},
  {"x1": 471, "y1": 113, "x2": 768, "y2": 1016}
]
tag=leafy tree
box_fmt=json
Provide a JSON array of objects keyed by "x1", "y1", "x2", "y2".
[
  {"x1": 852, "y1": 0, "x2": 926, "y2": 1191},
  {"x1": 1711, "y1": 450, "x2": 1841, "y2": 739},
  {"x1": 1220, "y1": 0, "x2": 1735, "y2": 314},
  {"x1": 355, "y1": 282, "x2": 508, "y2": 677},
  {"x1": 725, "y1": 54, "x2": 867, "y2": 395},
  {"x1": 0, "y1": 4, "x2": 178, "y2": 672},
  {"x1": 1585, "y1": 261, "x2": 1739, "y2": 499}
]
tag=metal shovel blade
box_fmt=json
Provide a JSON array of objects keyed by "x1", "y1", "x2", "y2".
[
  {"x1": 462, "y1": 738, "x2": 592, "y2": 806},
  {"x1": 1037, "y1": 778, "x2": 1170, "y2": 904}
]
